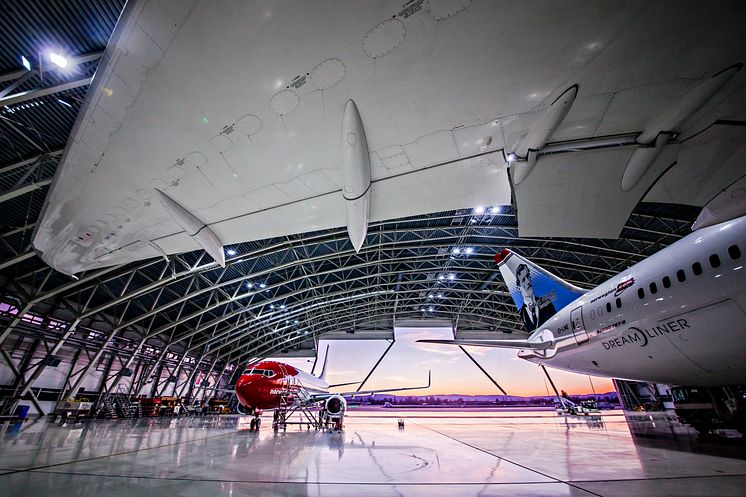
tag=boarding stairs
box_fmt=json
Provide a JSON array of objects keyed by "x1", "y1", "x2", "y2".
[
  {"x1": 97, "y1": 393, "x2": 140, "y2": 419},
  {"x1": 271, "y1": 367, "x2": 321, "y2": 431},
  {"x1": 96, "y1": 395, "x2": 118, "y2": 419}
]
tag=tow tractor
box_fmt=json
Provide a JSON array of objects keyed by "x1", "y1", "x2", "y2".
[
  {"x1": 555, "y1": 399, "x2": 601, "y2": 416},
  {"x1": 572, "y1": 400, "x2": 601, "y2": 416}
]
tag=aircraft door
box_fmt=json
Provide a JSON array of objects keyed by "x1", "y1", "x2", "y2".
[{"x1": 570, "y1": 306, "x2": 589, "y2": 344}]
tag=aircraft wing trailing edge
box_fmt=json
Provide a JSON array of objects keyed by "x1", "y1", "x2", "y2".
[
  {"x1": 417, "y1": 339, "x2": 553, "y2": 350},
  {"x1": 312, "y1": 370, "x2": 432, "y2": 402}
]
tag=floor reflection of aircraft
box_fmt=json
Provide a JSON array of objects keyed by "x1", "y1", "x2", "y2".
[
  {"x1": 557, "y1": 415, "x2": 606, "y2": 431},
  {"x1": 235, "y1": 354, "x2": 429, "y2": 431},
  {"x1": 229, "y1": 424, "x2": 445, "y2": 497}
]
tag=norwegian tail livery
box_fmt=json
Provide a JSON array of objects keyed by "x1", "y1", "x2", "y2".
[
  {"x1": 420, "y1": 177, "x2": 746, "y2": 387},
  {"x1": 495, "y1": 249, "x2": 586, "y2": 333}
]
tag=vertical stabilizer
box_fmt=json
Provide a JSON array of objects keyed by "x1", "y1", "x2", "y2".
[
  {"x1": 319, "y1": 345, "x2": 331, "y2": 382},
  {"x1": 494, "y1": 249, "x2": 586, "y2": 333}
]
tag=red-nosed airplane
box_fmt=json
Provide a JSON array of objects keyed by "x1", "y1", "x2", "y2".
[{"x1": 235, "y1": 355, "x2": 430, "y2": 431}]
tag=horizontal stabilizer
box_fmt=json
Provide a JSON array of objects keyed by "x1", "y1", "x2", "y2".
[{"x1": 417, "y1": 339, "x2": 553, "y2": 350}]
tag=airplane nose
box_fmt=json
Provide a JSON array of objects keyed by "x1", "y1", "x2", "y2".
[{"x1": 236, "y1": 376, "x2": 258, "y2": 407}]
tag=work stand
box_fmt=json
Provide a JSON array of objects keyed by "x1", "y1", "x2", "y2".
[{"x1": 271, "y1": 376, "x2": 322, "y2": 431}]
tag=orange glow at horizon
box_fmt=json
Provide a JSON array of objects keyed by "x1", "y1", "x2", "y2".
[{"x1": 270, "y1": 327, "x2": 616, "y2": 398}]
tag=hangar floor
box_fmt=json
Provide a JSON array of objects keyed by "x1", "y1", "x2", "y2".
[{"x1": 1, "y1": 409, "x2": 745, "y2": 496}]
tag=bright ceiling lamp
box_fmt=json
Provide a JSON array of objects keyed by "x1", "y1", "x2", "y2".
[{"x1": 48, "y1": 52, "x2": 68, "y2": 68}]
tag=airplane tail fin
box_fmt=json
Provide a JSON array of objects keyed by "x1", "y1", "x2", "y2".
[
  {"x1": 494, "y1": 249, "x2": 586, "y2": 333},
  {"x1": 319, "y1": 345, "x2": 330, "y2": 382}
]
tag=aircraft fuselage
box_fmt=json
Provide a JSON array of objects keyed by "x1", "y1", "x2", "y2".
[{"x1": 521, "y1": 216, "x2": 746, "y2": 386}]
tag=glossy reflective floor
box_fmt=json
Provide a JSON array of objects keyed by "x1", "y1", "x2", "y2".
[{"x1": 2, "y1": 409, "x2": 746, "y2": 496}]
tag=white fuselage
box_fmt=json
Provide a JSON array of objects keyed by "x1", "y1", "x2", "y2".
[
  {"x1": 294, "y1": 369, "x2": 330, "y2": 399},
  {"x1": 521, "y1": 216, "x2": 746, "y2": 386}
]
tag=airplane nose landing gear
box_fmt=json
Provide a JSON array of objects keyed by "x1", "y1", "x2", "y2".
[{"x1": 249, "y1": 409, "x2": 263, "y2": 431}]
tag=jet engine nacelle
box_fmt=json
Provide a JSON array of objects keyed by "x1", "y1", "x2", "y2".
[{"x1": 324, "y1": 395, "x2": 347, "y2": 419}]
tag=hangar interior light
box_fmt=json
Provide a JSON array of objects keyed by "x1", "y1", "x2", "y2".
[{"x1": 48, "y1": 52, "x2": 68, "y2": 68}]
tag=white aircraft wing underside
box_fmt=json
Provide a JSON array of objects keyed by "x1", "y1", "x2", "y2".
[
  {"x1": 515, "y1": 123, "x2": 746, "y2": 238},
  {"x1": 33, "y1": 0, "x2": 746, "y2": 274}
]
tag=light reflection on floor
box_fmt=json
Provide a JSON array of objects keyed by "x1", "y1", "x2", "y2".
[{"x1": 1, "y1": 408, "x2": 745, "y2": 496}]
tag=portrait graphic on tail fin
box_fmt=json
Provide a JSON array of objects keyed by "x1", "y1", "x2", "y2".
[
  {"x1": 495, "y1": 249, "x2": 586, "y2": 333},
  {"x1": 515, "y1": 263, "x2": 557, "y2": 332}
]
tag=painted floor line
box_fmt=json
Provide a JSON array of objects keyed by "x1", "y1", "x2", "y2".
[{"x1": 412, "y1": 420, "x2": 605, "y2": 497}]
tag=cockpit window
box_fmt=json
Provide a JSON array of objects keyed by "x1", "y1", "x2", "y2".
[{"x1": 243, "y1": 368, "x2": 275, "y2": 377}]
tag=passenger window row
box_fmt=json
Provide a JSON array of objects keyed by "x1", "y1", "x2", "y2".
[
  {"x1": 602, "y1": 297, "x2": 623, "y2": 315},
  {"x1": 637, "y1": 244, "x2": 741, "y2": 300},
  {"x1": 592, "y1": 244, "x2": 740, "y2": 323}
]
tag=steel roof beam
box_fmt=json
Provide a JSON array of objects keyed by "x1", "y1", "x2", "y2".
[
  {"x1": 0, "y1": 222, "x2": 37, "y2": 240},
  {"x1": 0, "y1": 251, "x2": 35, "y2": 271},
  {"x1": 0, "y1": 77, "x2": 93, "y2": 107}
]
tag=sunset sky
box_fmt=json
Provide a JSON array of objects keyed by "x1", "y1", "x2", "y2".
[{"x1": 271, "y1": 326, "x2": 615, "y2": 397}]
